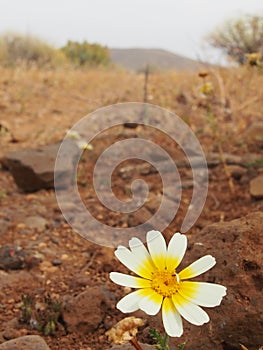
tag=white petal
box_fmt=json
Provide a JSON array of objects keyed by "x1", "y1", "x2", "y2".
[
  {"x1": 129, "y1": 237, "x2": 156, "y2": 273},
  {"x1": 166, "y1": 232, "x2": 187, "y2": 271},
  {"x1": 110, "y1": 272, "x2": 151, "y2": 288},
  {"x1": 162, "y1": 297, "x2": 183, "y2": 337},
  {"x1": 138, "y1": 289, "x2": 163, "y2": 315},
  {"x1": 114, "y1": 246, "x2": 138, "y2": 273},
  {"x1": 129, "y1": 237, "x2": 148, "y2": 256},
  {"x1": 179, "y1": 281, "x2": 227, "y2": 307},
  {"x1": 146, "y1": 230, "x2": 167, "y2": 269},
  {"x1": 114, "y1": 245, "x2": 152, "y2": 279},
  {"x1": 172, "y1": 293, "x2": 209, "y2": 326},
  {"x1": 116, "y1": 290, "x2": 143, "y2": 313},
  {"x1": 179, "y1": 255, "x2": 216, "y2": 280}
]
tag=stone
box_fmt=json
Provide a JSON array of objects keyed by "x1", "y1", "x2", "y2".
[
  {"x1": 0, "y1": 335, "x2": 50, "y2": 350},
  {"x1": 62, "y1": 286, "x2": 115, "y2": 334},
  {"x1": 250, "y1": 175, "x2": 263, "y2": 198},
  {"x1": 171, "y1": 212, "x2": 263, "y2": 350},
  {"x1": 0, "y1": 271, "x2": 38, "y2": 292},
  {"x1": 123, "y1": 122, "x2": 138, "y2": 129},
  {"x1": 3, "y1": 139, "x2": 79, "y2": 192},
  {"x1": 0, "y1": 245, "x2": 40, "y2": 270},
  {"x1": 52, "y1": 259, "x2": 62, "y2": 266},
  {"x1": 0, "y1": 245, "x2": 26, "y2": 270},
  {"x1": 227, "y1": 165, "x2": 247, "y2": 179},
  {"x1": 2, "y1": 327, "x2": 20, "y2": 341},
  {"x1": 24, "y1": 216, "x2": 47, "y2": 231}
]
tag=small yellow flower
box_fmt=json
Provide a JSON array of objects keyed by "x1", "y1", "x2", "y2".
[
  {"x1": 200, "y1": 82, "x2": 213, "y2": 96},
  {"x1": 110, "y1": 231, "x2": 226, "y2": 337},
  {"x1": 66, "y1": 129, "x2": 81, "y2": 140},
  {"x1": 246, "y1": 53, "x2": 262, "y2": 66},
  {"x1": 66, "y1": 129, "x2": 93, "y2": 150},
  {"x1": 76, "y1": 140, "x2": 93, "y2": 151}
]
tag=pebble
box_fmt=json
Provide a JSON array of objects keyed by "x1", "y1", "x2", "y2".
[
  {"x1": 61, "y1": 254, "x2": 69, "y2": 260},
  {"x1": 24, "y1": 216, "x2": 47, "y2": 232},
  {"x1": 39, "y1": 261, "x2": 59, "y2": 273},
  {"x1": 2, "y1": 327, "x2": 20, "y2": 341},
  {"x1": 38, "y1": 242, "x2": 47, "y2": 249},
  {"x1": 52, "y1": 259, "x2": 62, "y2": 266},
  {"x1": 250, "y1": 174, "x2": 263, "y2": 199},
  {"x1": 0, "y1": 335, "x2": 51, "y2": 350}
]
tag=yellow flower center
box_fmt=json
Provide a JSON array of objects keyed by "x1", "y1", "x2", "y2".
[{"x1": 151, "y1": 270, "x2": 180, "y2": 298}]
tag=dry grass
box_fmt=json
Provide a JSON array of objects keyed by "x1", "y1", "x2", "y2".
[
  {"x1": 0, "y1": 64, "x2": 262, "y2": 156},
  {"x1": 0, "y1": 32, "x2": 66, "y2": 67}
]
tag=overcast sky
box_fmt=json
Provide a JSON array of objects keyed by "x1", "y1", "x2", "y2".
[{"x1": 1, "y1": 0, "x2": 262, "y2": 62}]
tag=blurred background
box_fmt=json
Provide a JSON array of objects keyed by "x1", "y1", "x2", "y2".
[{"x1": 0, "y1": 0, "x2": 262, "y2": 67}]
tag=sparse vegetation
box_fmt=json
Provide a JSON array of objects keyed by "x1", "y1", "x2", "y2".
[
  {"x1": 0, "y1": 33, "x2": 111, "y2": 68},
  {"x1": 149, "y1": 328, "x2": 186, "y2": 350},
  {"x1": 60, "y1": 40, "x2": 111, "y2": 67},
  {"x1": 207, "y1": 14, "x2": 263, "y2": 65},
  {"x1": 20, "y1": 293, "x2": 62, "y2": 336},
  {"x1": 0, "y1": 32, "x2": 66, "y2": 67}
]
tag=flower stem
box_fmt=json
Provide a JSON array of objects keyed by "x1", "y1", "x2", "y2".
[
  {"x1": 162, "y1": 331, "x2": 169, "y2": 349},
  {"x1": 129, "y1": 337, "x2": 143, "y2": 350}
]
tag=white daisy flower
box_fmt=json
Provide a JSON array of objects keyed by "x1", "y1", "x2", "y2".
[
  {"x1": 110, "y1": 230, "x2": 227, "y2": 337},
  {"x1": 76, "y1": 140, "x2": 93, "y2": 150},
  {"x1": 66, "y1": 129, "x2": 81, "y2": 140}
]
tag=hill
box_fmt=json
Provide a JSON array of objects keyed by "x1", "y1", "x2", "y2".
[{"x1": 110, "y1": 48, "x2": 203, "y2": 71}]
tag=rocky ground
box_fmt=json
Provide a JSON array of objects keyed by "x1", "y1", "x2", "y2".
[
  {"x1": 0, "y1": 123, "x2": 262, "y2": 350},
  {"x1": 0, "y1": 67, "x2": 263, "y2": 350}
]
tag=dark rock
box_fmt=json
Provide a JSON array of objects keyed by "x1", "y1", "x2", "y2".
[
  {"x1": 0, "y1": 335, "x2": 50, "y2": 350},
  {"x1": 3, "y1": 139, "x2": 79, "y2": 192},
  {"x1": 0, "y1": 245, "x2": 40, "y2": 271},
  {"x1": 0, "y1": 246, "x2": 26, "y2": 270},
  {"x1": 62, "y1": 286, "x2": 115, "y2": 334},
  {"x1": 52, "y1": 259, "x2": 62, "y2": 266},
  {"x1": 250, "y1": 174, "x2": 263, "y2": 198},
  {"x1": 227, "y1": 165, "x2": 247, "y2": 180},
  {"x1": 124, "y1": 122, "x2": 138, "y2": 129}
]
